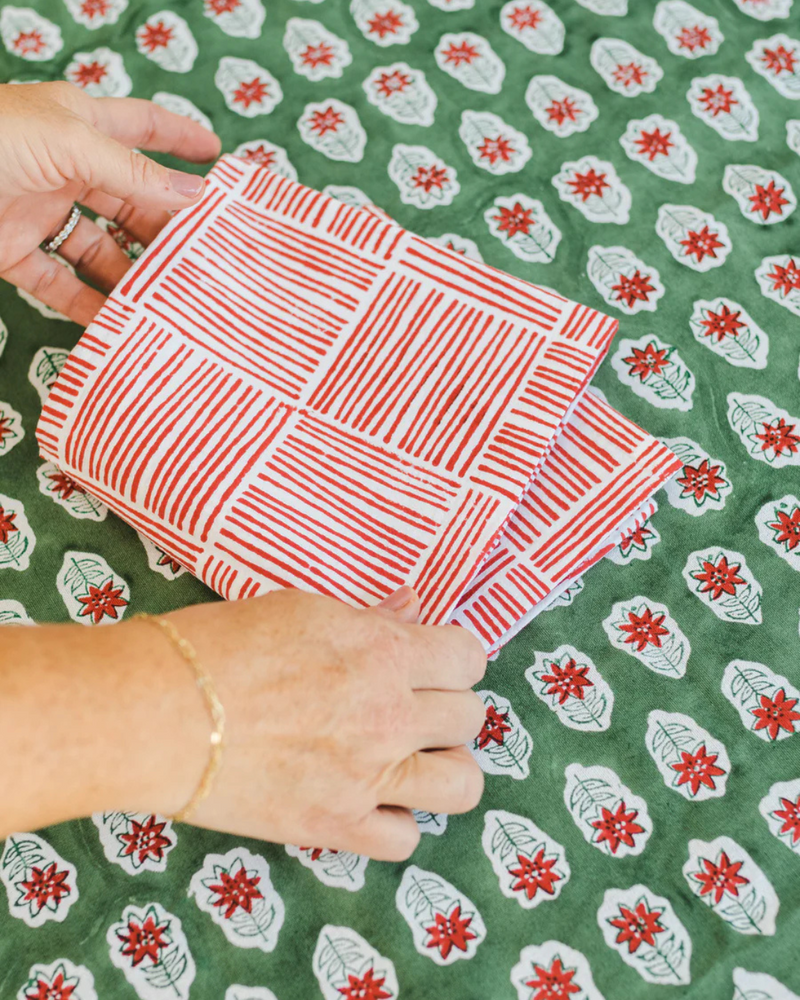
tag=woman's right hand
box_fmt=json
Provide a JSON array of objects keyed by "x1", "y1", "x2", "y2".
[{"x1": 158, "y1": 587, "x2": 487, "y2": 860}]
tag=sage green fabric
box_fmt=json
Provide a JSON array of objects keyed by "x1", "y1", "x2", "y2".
[{"x1": 0, "y1": 1, "x2": 799, "y2": 998}]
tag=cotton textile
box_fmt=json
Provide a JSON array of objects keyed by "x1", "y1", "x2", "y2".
[{"x1": 1, "y1": 1, "x2": 799, "y2": 999}]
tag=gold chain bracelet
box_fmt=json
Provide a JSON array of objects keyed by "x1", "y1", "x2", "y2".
[{"x1": 134, "y1": 613, "x2": 226, "y2": 823}]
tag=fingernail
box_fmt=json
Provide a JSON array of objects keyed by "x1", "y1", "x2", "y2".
[
  {"x1": 378, "y1": 586, "x2": 417, "y2": 612},
  {"x1": 169, "y1": 171, "x2": 204, "y2": 199}
]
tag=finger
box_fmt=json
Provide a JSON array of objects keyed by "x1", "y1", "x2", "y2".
[
  {"x1": 344, "y1": 806, "x2": 421, "y2": 862},
  {"x1": 373, "y1": 586, "x2": 421, "y2": 624},
  {"x1": 403, "y1": 622, "x2": 487, "y2": 692},
  {"x1": 411, "y1": 690, "x2": 486, "y2": 750},
  {"x1": 54, "y1": 215, "x2": 131, "y2": 292},
  {"x1": 1, "y1": 249, "x2": 104, "y2": 326},
  {"x1": 380, "y1": 745, "x2": 484, "y2": 816},
  {"x1": 90, "y1": 97, "x2": 221, "y2": 163},
  {"x1": 80, "y1": 189, "x2": 170, "y2": 247}
]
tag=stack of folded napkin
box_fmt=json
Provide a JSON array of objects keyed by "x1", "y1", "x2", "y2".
[{"x1": 36, "y1": 156, "x2": 680, "y2": 652}]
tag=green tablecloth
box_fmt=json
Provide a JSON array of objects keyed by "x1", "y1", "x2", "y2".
[{"x1": 1, "y1": 1, "x2": 799, "y2": 997}]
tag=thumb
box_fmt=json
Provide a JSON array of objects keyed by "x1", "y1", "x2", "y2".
[
  {"x1": 70, "y1": 126, "x2": 206, "y2": 211},
  {"x1": 372, "y1": 586, "x2": 421, "y2": 623}
]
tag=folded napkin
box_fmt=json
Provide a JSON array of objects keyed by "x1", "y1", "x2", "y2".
[{"x1": 36, "y1": 156, "x2": 678, "y2": 646}]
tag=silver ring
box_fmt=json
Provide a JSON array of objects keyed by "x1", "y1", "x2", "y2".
[{"x1": 41, "y1": 205, "x2": 82, "y2": 254}]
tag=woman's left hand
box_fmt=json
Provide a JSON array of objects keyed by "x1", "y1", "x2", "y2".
[{"x1": 0, "y1": 82, "x2": 221, "y2": 325}]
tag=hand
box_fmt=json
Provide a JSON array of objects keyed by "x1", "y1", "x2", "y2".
[
  {"x1": 163, "y1": 588, "x2": 487, "y2": 861},
  {"x1": 0, "y1": 82, "x2": 220, "y2": 325}
]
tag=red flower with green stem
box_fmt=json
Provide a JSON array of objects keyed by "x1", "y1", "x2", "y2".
[
  {"x1": 591, "y1": 801, "x2": 645, "y2": 854},
  {"x1": 623, "y1": 343, "x2": 671, "y2": 381},
  {"x1": 25, "y1": 970, "x2": 76, "y2": 1000},
  {"x1": 610, "y1": 901, "x2": 665, "y2": 953},
  {"x1": 749, "y1": 180, "x2": 790, "y2": 222},
  {"x1": 752, "y1": 689, "x2": 800, "y2": 740},
  {"x1": 700, "y1": 304, "x2": 745, "y2": 342},
  {"x1": 119, "y1": 815, "x2": 172, "y2": 865},
  {"x1": 612, "y1": 272, "x2": 657, "y2": 309},
  {"x1": 77, "y1": 579, "x2": 128, "y2": 624},
  {"x1": 367, "y1": 11, "x2": 403, "y2": 39},
  {"x1": 540, "y1": 659, "x2": 593, "y2": 703},
  {"x1": 692, "y1": 851, "x2": 748, "y2": 904},
  {"x1": 680, "y1": 226, "x2": 725, "y2": 262},
  {"x1": 525, "y1": 957, "x2": 581, "y2": 1000},
  {"x1": 756, "y1": 419, "x2": 800, "y2": 457},
  {"x1": 698, "y1": 84, "x2": 736, "y2": 116},
  {"x1": 567, "y1": 168, "x2": 610, "y2": 202},
  {"x1": 546, "y1": 98, "x2": 579, "y2": 127},
  {"x1": 337, "y1": 967, "x2": 392, "y2": 1000},
  {"x1": 677, "y1": 459, "x2": 726, "y2": 502},
  {"x1": 20, "y1": 864, "x2": 71, "y2": 913},
  {"x1": 769, "y1": 507, "x2": 800, "y2": 551},
  {"x1": 618, "y1": 607, "x2": 670, "y2": 652},
  {"x1": 633, "y1": 127, "x2": 673, "y2": 160},
  {"x1": 425, "y1": 904, "x2": 476, "y2": 959},
  {"x1": 691, "y1": 555, "x2": 745, "y2": 601},
  {"x1": 671, "y1": 745, "x2": 726, "y2": 796},
  {"x1": 117, "y1": 914, "x2": 169, "y2": 966},
  {"x1": 767, "y1": 259, "x2": 800, "y2": 296},
  {"x1": 774, "y1": 795, "x2": 800, "y2": 844},
  {"x1": 0, "y1": 506, "x2": 18, "y2": 545},
  {"x1": 508, "y1": 849, "x2": 561, "y2": 899},
  {"x1": 208, "y1": 866, "x2": 263, "y2": 919},
  {"x1": 493, "y1": 203, "x2": 535, "y2": 238},
  {"x1": 476, "y1": 704, "x2": 512, "y2": 749}
]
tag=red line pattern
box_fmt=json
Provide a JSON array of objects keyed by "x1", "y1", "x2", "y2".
[{"x1": 34, "y1": 155, "x2": 677, "y2": 637}]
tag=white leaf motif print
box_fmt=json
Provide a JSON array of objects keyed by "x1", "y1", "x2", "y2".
[
  {"x1": 56, "y1": 550, "x2": 129, "y2": 625},
  {"x1": 723, "y1": 164, "x2": 796, "y2": 224},
  {"x1": 350, "y1": 0, "x2": 418, "y2": 46},
  {"x1": 611, "y1": 335, "x2": 694, "y2": 411},
  {"x1": 525, "y1": 75, "x2": 598, "y2": 137},
  {"x1": 756, "y1": 494, "x2": 800, "y2": 571},
  {"x1": 732, "y1": 0, "x2": 793, "y2": 21},
  {"x1": 687, "y1": 75, "x2": 759, "y2": 141},
  {"x1": 591, "y1": 38, "x2": 663, "y2": 96},
  {"x1": 727, "y1": 392, "x2": 800, "y2": 466},
  {"x1": 283, "y1": 18, "x2": 352, "y2": 81},
  {"x1": 313, "y1": 925, "x2": 398, "y2": 1000},
  {"x1": 732, "y1": 968, "x2": 800, "y2": 1000},
  {"x1": 458, "y1": 110, "x2": 531, "y2": 174},
  {"x1": 482, "y1": 810, "x2": 570, "y2": 909},
  {"x1": 63, "y1": 0, "x2": 127, "y2": 30},
  {"x1": 135, "y1": 11, "x2": 197, "y2": 73},
  {"x1": 759, "y1": 778, "x2": 800, "y2": 855},
  {"x1": 620, "y1": 114, "x2": 697, "y2": 183},
  {"x1": 552, "y1": 156, "x2": 631, "y2": 224},
  {"x1": 526, "y1": 645, "x2": 614, "y2": 731},
  {"x1": 511, "y1": 942, "x2": 607, "y2": 1000},
  {"x1": 653, "y1": 2, "x2": 724, "y2": 58},
  {"x1": 746, "y1": 33, "x2": 800, "y2": 99},
  {"x1": 204, "y1": 0, "x2": 265, "y2": 39},
  {"x1": 37, "y1": 462, "x2": 108, "y2": 522},
  {"x1": 500, "y1": 1, "x2": 564, "y2": 54},
  {"x1": 0, "y1": 401, "x2": 24, "y2": 457},
  {"x1": 396, "y1": 866, "x2": 486, "y2": 965},
  {"x1": 16, "y1": 961, "x2": 97, "y2": 1000},
  {"x1": 388, "y1": 144, "x2": 459, "y2": 208},
  {"x1": 363, "y1": 63, "x2": 437, "y2": 126},
  {"x1": 563, "y1": 764, "x2": 652, "y2": 858},
  {"x1": 0, "y1": 7, "x2": 62, "y2": 61},
  {"x1": 645, "y1": 710, "x2": 730, "y2": 801},
  {"x1": 65, "y1": 47, "x2": 132, "y2": 98},
  {"x1": 285, "y1": 845, "x2": 368, "y2": 891},
  {"x1": 683, "y1": 548, "x2": 762, "y2": 623},
  {"x1": 722, "y1": 660, "x2": 800, "y2": 742},
  {"x1": 586, "y1": 246, "x2": 664, "y2": 315},
  {"x1": 655, "y1": 204, "x2": 731, "y2": 272},
  {"x1": 107, "y1": 902, "x2": 195, "y2": 999},
  {"x1": 298, "y1": 100, "x2": 366, "y2": 162},
  {"x1": 1, "y1": 833, "x2": 79, "y2": 928},
  {"x1": 689, "y1": 298, "x2": 768, "y2": 369},
  {"x1": 471, "y1": 690, "x2": 532, "y2": 779},
  {"x1": 603, "y1": 597, "x2": 690, "y2": 677},
  {"x1": 0, "y1": 493, "x2": 35, "y2": 573},
  {"x1": 91, "y1": 812, "x2": 176, "y2": 876},
  {"x1": 660, "y1": 436, "x2": 732, "y2": 515},
  {"x1": 485, "y1": 195, "x2": 561, "y2": 262},
  {"x1": 216, "y1": 57, "x2": 283, "y2": 118},
  {"x1": 434, "y1": 32, "x2": 505, "y2": 93}
]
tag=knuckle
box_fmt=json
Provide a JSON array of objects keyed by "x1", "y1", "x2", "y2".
[
  {"x1": 460, "y1": 759, "x2": 484, "y2": 811},
  {"x1": 466, "y1": 692, "x2": 486, "y2": 739},
  {"x1": 74, "y1": 233, "x2": 106, "y2": 273}
]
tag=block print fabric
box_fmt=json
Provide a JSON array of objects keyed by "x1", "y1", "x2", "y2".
[{"x1": 1, "y1": 1, "x2": 799, "y2": 999}]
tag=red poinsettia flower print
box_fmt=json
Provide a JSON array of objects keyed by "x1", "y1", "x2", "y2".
[
  {"x1": 425, "y1": 904, "x2": 476, "y2": 959},
  {"x1": 412, "y1": 165, "x2": 448, "y2": 192},
  {"x1": 756, "y1": 419, "x2": 800, "y2": 457},
  {"x1": 769, "y1": 507, "x2": 800, "y2": 551},
  {"x1": 20, "y1": 864, "x2": 71, "y2": 913},
  {"x1": 48, "y1": 470, "x2": 87, "y2": 500},
  {"x1": 118, "y1": 914, "x2": 169, "y2": 966},
  {"x1": 612, "y1": 271, "x2": 657, "y2": 309},
  {"x1": 619, "y1": 524, "x2": 653, "y2": 555},
  {"x1": 476, "y1": 704, "x2": 512, "y2": 749},
  {"x1": 309, "y1": 106, "x2": 344, "y2": 136},
  {"x1": 671, "y1": 744, "x2": 726, "y2": 796},
  {"x1": 634, "y1": 127, "x2": 673, "y2": 160},
  {"x1": 680, "y1": 226, "x2": 725, "y2": 262},
  {"x1": 540, "y1": 659, "x2": 593, "y2": 704},
  {"x1": 0, "y1": 414, "x2": 16, "y2": 446},
  {"x1": 525, "y1": 957, "x2": 580, "y2": 999},
  {"x1": 546, "y1": 97, "x2": 579, "y2": 127},
  {"x1": 692, "y1": 851, "x2": 748, "y2": 904},
  {"x1": 300, "y1": 846, "x2": 339, "y2": 861},
  {"x1": 677, "y1": 459, "x2": 726, "y2": 502},
  {"x1": 239, "y1": 144, "x2": 276, "y2": 169},
  {"x1": 508, "y1": 849, "x2": 561, "y2": 899},
  {"x1": 206, "y1": 0, "x2": 242, "y2": 13},
  {"x1": 677, "y1": 25, "x2": 711, "y2": 52},
  {"x1": 692, "y1": 555, "x2": 745, "y2": 601},
  {"x1": 478, "y1": 135, "x2": 516, "y2": 165},
  {"x1": 77, "y1": 579, "x2": 128, "y2": 623},
  {"x1": 749, "y1": 180, "x2": 790, "y2": 222},
  {"x1": 138, "y1": 20, "x2": 173, "y2": 52},
  {"x1": 0, "y1": 506, "x2": 18, "y2": 545},
  {"x1": 623, "y1": 343, "x2": 671, "y2": 380},
  {"x1": 367, "y1": 11, "x2": 404, "y2": 39},
  {"x1": 25, "y1": 971, "x2": 76, "y2": 1000},
  {"x1": 774, "y1": 795, "x2": 800, "y2": 844},
  {"x1": 493, "y1": 203, "x2": 535, "y2": 238},
  {"x1": 301, "y1": 43, "x2": 335, "y2": 68},
  {"x1": 375, "y1": 70, "x2": 410, "y2": 97},
  {"x1": 72, "y1": 60, "x2": 108, "y2": 87},
  {"x1": 119, "y1": 815, "x2": 172, "y2": 865},
  {"x1": 752, "y1": 689, "x2": 800, "y2": 741},
  {"x1": 81, "y1": 0, "x2": 112, "y2": 18},
  {"x1": 233, "y1": 78, "x2": 269, "y2": 110},
  {"x1": 442, "y1": 41, "x2": 480, "y2": 66},
  {"x1": 337, "y1": 967, "x2": 391, "y2": 1000},
  {"x1": 767, "y1": 258, "x2": 800, "y2": 296},
  {"x1": 700, "y1": 304, "x2": 745, "y2": 342},
  {"x1": 762, "y1": 44, "x2": 797, "y2": 75},
  {"x1": 698, "y1": 84, "x2": 736, "y2": 116},
  {"x1": 507, "y1": 5, "x2": 542, "y2": 30},
  {"x1": 591, "y1": 800, "x2": 645, "y2": 854},
  {"x1": 13, "y1": 30, "x2": 46, "y2": 55},
  {"x1": 157, "y1": 551, "x2": 184, "y2": 573},
  {"x1": 613, "y1": 62, "x2": 646, "y2": 87},
  {"x1": 208, "y1": 866, "x2": 263, "y2": 919},
  {"x1": 618, "y1": 608, "x2": 670, "y2": 652},
  {"x1": 567, "y1": 168, "x2": 610, "y2": 202},
  {"x1": 610, "y1": 901, "x2": 665, "y2": 953}
]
